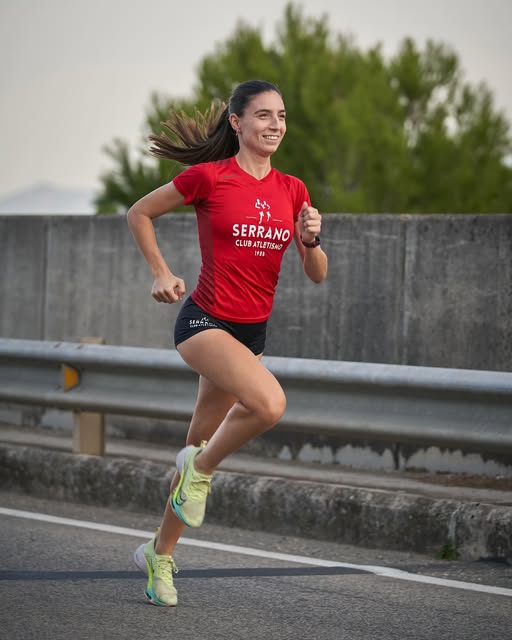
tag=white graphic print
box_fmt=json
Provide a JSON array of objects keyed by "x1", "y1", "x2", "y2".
[
  {"x1": 255, "y1": 198, "x2": 271, "y2": 224},
  {"x1": 232, "y1": 198, "x2": 290, "y2": 257},
  {"x1": 189, "y1": 317, "x2": 218, "y2": 329}
]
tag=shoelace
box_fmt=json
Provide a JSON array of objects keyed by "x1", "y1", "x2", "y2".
[
  {"x1": 186, "y1": 440, "x2": 212, "y2": 500},
  {"x1": 187, "y1": 467, "x2": 212, "y2": 501},
  {"x1": 155, "y1": 555, "x2": 179, "y2": 580}
]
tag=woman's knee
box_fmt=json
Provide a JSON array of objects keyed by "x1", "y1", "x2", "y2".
[{"x1": 254, "y1": 387, "x2": 287, "y2": 428}]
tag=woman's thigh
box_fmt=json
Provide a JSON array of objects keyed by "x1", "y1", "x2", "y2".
[{"x1": 177, "y1": 329, "x2": 284, "y2": 415}]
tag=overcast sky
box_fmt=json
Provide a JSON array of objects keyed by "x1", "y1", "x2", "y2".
[{"x1": 1, "y1": 0, "x2": 511, "y2": 199}]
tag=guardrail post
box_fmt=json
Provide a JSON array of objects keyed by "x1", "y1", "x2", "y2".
[{"x1": 72, "y1": 337, "x2": 106, "y2": 456}]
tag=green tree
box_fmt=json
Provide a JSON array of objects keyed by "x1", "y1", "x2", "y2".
[{"x1": 95, "y1": 3, "x2": 512, "y2": 214}]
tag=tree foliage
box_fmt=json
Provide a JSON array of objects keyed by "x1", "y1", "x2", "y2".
[{"x1": 95, "y1": 3, "x2": 512, "y2": 214}]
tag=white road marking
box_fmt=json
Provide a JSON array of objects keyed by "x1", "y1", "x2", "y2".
[{"x1": 1, "y1": 506, "x2": 511, "y2": 597}]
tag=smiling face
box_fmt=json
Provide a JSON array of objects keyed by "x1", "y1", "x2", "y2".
[{"x1": 230, "y1": 90, "x2": 286, "y2": 158}]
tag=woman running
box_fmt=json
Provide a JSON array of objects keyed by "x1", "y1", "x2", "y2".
[{"x1": 127, "y1": 79, "x2": 328, "y2": 606}]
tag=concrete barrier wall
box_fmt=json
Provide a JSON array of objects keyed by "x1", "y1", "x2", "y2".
[
  {"x1": 0, "y1": 217, "x2": 47, "y2": 339},
  {"x1": 1, "y1": 213, "x2": 511, "y2": 370}
]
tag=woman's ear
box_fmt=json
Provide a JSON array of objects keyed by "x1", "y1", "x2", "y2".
[{"x1": 228, "y1": 113, "x2": 240, "y2": 133}]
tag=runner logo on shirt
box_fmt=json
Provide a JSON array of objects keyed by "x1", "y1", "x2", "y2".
[
  {"x1": 255, "y1": 198, "x2": 271, "y2": 223},
  {"x1": 232, "y1": 198, "x2": 291, "y2": 255}
]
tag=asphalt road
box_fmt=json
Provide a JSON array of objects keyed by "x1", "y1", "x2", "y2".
[{"x1": 0, "y1": 491, "x2": 510, "y2": 640}]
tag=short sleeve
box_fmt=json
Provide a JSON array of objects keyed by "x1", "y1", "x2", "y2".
[
  {"x1": 172, "y1": 163, "x2": 216, "y2": 205},
  {"x1": 285, "y1": 175, "x2": 311, "y2": 222}
]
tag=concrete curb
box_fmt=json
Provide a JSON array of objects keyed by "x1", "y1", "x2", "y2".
[{"x1": 1, "y1": 444, "x2": 511, "y2": 562}]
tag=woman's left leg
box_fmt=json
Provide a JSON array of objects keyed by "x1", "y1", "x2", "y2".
[
  {"x1": 135, "y1": 373, "x2": 239, "y2": 606},
  {"x1": 155, "y1": 373, "x2": 239, "y2": 555}
]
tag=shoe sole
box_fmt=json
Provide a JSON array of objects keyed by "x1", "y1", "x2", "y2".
[{"x1": 144, "y1": 591, "x2": 177, "y2": 607}]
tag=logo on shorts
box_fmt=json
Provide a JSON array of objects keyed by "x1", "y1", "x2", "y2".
[{"x1": 189, "y1": 317, "x2": 218, "y2": 329}]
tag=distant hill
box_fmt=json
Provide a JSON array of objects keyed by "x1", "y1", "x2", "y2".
[{"x1": 0, "y1": 183, "x2": 95, "y2": 214}]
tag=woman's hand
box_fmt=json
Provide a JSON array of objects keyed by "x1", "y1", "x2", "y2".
[
  {"x1": 151, "y1": 274, "x2": 186, "y2": 303},
  {"x1": 295, "y1": 201, "x2": 327, "y2": 284},
  {"x1": 299, "y1": 201, "x2": 322, "y2": 242}
]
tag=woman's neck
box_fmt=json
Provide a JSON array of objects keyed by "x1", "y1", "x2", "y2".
[{"x1": 234, "y1": 151, "x2": 272, "y2": 180}]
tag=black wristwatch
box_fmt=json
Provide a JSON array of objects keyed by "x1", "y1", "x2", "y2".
[{"x1": 301, "y1": 234, "x2": 321, "y2": 248}]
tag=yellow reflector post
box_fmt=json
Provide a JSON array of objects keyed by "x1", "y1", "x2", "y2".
[{"x1": 62, "y1": 364, "x2": 80, "y2": 391}]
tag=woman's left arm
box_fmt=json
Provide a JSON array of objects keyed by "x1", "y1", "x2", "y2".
[{"x1": 294, "y1": 201, "x2": 328, "y2": 283}]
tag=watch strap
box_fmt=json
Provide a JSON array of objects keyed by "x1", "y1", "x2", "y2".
[{"x1": 301, "y1": 235, "x2": 321, "y2": 248}]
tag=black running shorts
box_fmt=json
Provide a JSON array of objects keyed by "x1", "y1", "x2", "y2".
[{"x1": 174, "y1": 296, "x2": 267, "y2": 356}]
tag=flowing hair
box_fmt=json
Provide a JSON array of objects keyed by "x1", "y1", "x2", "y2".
[{"x1": 149, "y1": 80, "x2": 281, "y2": 166}]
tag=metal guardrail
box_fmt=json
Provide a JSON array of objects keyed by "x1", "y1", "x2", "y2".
[{"x1": 1, "y1": 338, "x2": 512, "y2": 455}]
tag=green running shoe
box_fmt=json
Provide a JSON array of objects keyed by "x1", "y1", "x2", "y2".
[
  {"x1": 133, "y1": 531, "x2": 178, "y2": 607},
  {"x1": 171, "y1": 442, "x2": 212, "y2": 527}
]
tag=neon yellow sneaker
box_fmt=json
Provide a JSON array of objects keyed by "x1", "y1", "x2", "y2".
[
  {"x1": 171, "y1": 442, "x2": 212, "y2": 527},
  {"x1": 133, "y1": 531, "x2": 178, "y2": 607}
]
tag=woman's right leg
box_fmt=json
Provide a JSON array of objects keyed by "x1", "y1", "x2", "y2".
[
  {"x1": 168, "y1": 329, "x2": 286, "y2": 530},
  {"x1": 137, "y1": 329, "x2": 282, "y2": 605},
  {"x1": 158, "y1": 327, "x2": 285, "y2": 543},
  {"x1": 178, "y1": 330, "x2": 286, "y2": 475}
]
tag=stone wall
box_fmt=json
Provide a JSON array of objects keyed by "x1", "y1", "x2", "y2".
[{"x1": 1, "y1": 213, "x2": 511, "y2": 370}]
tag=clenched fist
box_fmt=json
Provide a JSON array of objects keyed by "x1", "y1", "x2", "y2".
[
  {"x1": 299, "y1": 201, "x2": 322, "y2": 243},
  {"x1": 152, "y1": 274, "x2": 186, "y2": 303}
]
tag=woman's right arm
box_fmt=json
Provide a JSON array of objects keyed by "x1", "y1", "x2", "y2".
[{"x1": 126, "y1": 182, "x2": 187, "y2": 304}]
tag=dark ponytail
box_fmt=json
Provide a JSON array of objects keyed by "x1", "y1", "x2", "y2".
[
  {"x1": 149, "y1": 102, "x2": 237, "y2": 165},
  {"x1": 149, "y1": 80, "x2": 281, "y2": 166}
]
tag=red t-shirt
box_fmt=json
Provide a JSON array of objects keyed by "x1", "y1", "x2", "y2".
[{"x1": 173, "y1": 156, "x2": 310, "y2": 322}]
